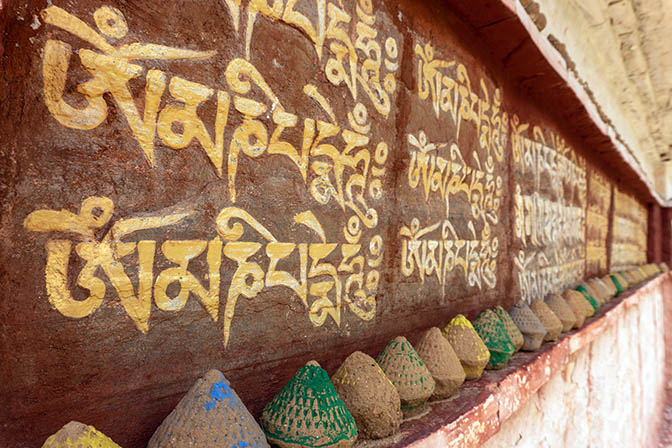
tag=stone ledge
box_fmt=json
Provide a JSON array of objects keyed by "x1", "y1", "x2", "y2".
[{"x1": 361, "y1": 273, "x2": 670, "y2": 448}]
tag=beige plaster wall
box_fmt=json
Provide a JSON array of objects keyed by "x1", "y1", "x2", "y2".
[
  {"x1": 481, "y1": 276, "x2": 666, "y2": 447},
  {"x1": 531, "y1": 0, "x2": 672, "y2": 203}
]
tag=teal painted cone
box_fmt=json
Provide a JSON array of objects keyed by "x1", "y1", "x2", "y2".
[
  {"x1": 473, "y1": 310, "x2": 515, "y2": 369},
  {"x1": 261, "y1": 361, "x2": 357, "y2": 448},
  {"x1": 610, "y1": 274, "x2": 624, "y2": 296},
  {"x1": 575, "y1": 285, "x2": 599, "y2": 312}
]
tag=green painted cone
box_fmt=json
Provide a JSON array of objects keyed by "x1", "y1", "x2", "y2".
[
  {"x1": 609, "y1": 274, "x2": 623, "y2": 296},
  {"x1": 575, "y1": 285, "x2": 599, "y2": 312},
  {"x1": 261, "y1": 361, "x2": 357, "y2": 448},
  {"x1": 376, "y1": 336, "x2": 435, "y2": 416},
  {"x1": 492, "y1": 306, "x2": 524, "y2": 352},
  {"x1": 473, "y1": 310, "x2": 515, "y2": 369}
]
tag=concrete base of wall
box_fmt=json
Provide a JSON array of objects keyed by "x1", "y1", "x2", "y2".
[{"x1": 372, "y1": 273, "x2": 669, "y2": 448}]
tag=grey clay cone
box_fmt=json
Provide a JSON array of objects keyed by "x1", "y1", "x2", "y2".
[
  {"x1": 509, "y1": 302, "x2": 547, "y2": 351},
  {"x1": 493, "y1": 306, "x2": 524, "y2": 352}
]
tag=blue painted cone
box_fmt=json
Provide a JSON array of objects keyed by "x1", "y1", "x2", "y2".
[{"x1": 148, "y1": 369, "x2": 269, "y2": 448}]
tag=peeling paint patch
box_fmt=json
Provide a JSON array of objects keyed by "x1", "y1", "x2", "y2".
[{"x1": 30, "y1": 14, "x2": 40, "y2": 30}]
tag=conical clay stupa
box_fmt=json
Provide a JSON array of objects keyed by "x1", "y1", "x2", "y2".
[
  {"x1": 596, "y1": 278, "x2": 616, "y2": 301},
  {"x1": 415, "y1": 327, "x2": 466, "y2": 400},
  {"x1": 585, "y1": 281, "x2": 606, "y2": 305},
  {"x1": 473, "y1": 310, "x2": 515, "y2": 369},
  {"x1": 634, "y1": 269, "x2": 645, "y2": 283},
  {"x1": 376, "y1": 336, "x2": 435, "y2": 416},
  {"x1": 509, "y1": 302, "x2": 547, "y2": 351},
  {"x1": 645, "y1": 264, "x2": 661, "y2": 277},
  {"x1": 609, "y1": 274, "x2": 624, "y2": 296},
  {"x1": 564, "y1": 290, "x2": 595, "y2": 318},
  {"x1": 575, "y1": 285, "x2": 599, "y2": 312},
  {"x1": 442, "y1": 315, "x2": 490, "y2": 380},
  {"x1": 261, "y1": 361, "x2": 357, "y2": 448},
  {"x1": 42, "y1": 421, "x2": 121, "y2": 448},
  {"x1": 594, "y1": 279, "x2": 612, "y2": 302},
  {"x1": 614, "y1": 272, "x2": 629, "y2": 290},
  {"x1": 492, "y1": 306, "x2": 524, "y2": 352},
  {"x1": 545, "y1": 294, "x2": 576, "y2": 333},
  {"x1": 148, "y1": 370, "x2": 269, "y2": 448},
  {"x1": 563, "y1": 290, "x2": 588, "y2": 329},
  {"x1": 598, "y1": 278, "x2": 615, "y2": 300},
  {"x1": 331, "y1": 352, "x2": 402, "y2": 440},
  {"x1": 529, "y1": 300, "x2": 563, "y2": 342},
  {"x1": 626, "y1": 270, "x2": 640, "y2": 285},
  {"x1": 627, "y1": 270, "x2": 638, "y2": 285},
  {"x1": 584, "y1": 281, "x2": 605, "y2": 305},
  {"x1": 601, "y1": 276, "x2": 618, "y2": 298}
]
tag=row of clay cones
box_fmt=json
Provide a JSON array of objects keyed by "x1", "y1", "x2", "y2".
[{"x1": 42, "y1": 263, "x2": 668, "y2": 448}]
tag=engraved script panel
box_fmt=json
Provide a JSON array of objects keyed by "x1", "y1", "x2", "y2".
[
  {"x1": 395, "y1": 37, "x2": 509, "y2": 314},
  {"x1": 585, "y1": 169, "x2": 612, "y2": 277},
  {"x1": 510, "y1": 119, "x2": 587, "y2": 302},
  {"x1": 611, "y1": 187, "x2": 647, "y2": 271}
]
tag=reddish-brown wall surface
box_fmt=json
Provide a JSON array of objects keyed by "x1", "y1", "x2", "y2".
[{"x1": 0, "y1": 0, "x2": 653, "y2": 446}]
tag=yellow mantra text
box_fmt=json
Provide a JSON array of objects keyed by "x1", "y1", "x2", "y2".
[{"x1": 25, "y1": 197, "x2": 381, "y2": 346}]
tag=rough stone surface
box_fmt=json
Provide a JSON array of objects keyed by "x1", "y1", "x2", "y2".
[
  {"x1": 414, "y1": 327, "x2": 465, "y2": 400},
  {"x1": 148, "y1": 369, "x2": 269, "y2": 448},
  {"x1": 330, "y1": 351, "x2": 402, "y2": 440}
]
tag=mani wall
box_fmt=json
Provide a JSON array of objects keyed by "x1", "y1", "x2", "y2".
[{"x1": 0, "y1": 0, "x2": 650, "y2": 446}]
